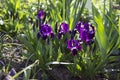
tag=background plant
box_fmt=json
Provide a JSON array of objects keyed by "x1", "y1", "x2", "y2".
[{"x1": 66, "y1": 0, "x2": 120, "y2": 79}]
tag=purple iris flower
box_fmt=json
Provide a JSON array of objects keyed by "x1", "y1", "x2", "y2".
[
  {"x1": 37, "y1": 24, "x2": 54, "y2": 40},
  {"x1": 75, "y1": 21, "x2": 95, "y2": 44},
  {"x1": 0, "y1": 60, "x2": 5, "y2": 67},
  {"x1": 9, "y1": 68, "x2": 16, "y2": 76},
  {"x1": 67, "y1": 39, "x2": 82, "y2": 56},
  {"x1": 58, "y1": 22, "x2": 69, "y2": 39},
  {"x1": 38, "y1": 10, "x2": 46, "y2": 20},
  {"x1": 0, "y1": 60, "x2": 16, "y2": 78},
  {"x1": 0, "y1": 60, "x2": 5, "y2": 70}
]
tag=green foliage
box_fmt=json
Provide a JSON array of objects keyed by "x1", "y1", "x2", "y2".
[
  {"x1": 67, "y1": 1, "x2": 120, "y2": 79},
  {"x1": 0, "y1": 0, "x2": 36, "y2": 37},
  {"x1": 46, "y1": 0, "x2": 87, "y2": 30}
]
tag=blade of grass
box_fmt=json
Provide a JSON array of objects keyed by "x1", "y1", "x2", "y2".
[{"x1": 12, "y1": 60, "x2": 39, "y2": 79}]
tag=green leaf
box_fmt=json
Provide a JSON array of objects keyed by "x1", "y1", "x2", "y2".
[
  {"x1": 76, "y1": 64, "x2": 81, "y2": 71},
  {"x1": 73, "y1": 0, "x2": 87, "y2": 29},
  {"x1": 23, "y1": 69, "x2": 31, "y2": 80},
  {"x1": 49, "y1": 0, "x2": 62, "y2": 21},
  {"x1": 15, "y1": 0, "x2": 20, "y2": 11},
  {"x1": 105, "y1": 14, "x2": 119, "y2": 34},
  {"x1": 118, "y1": 18, "x2": 120, "y2": 48},
  {"x1": 17, "y1": 35, "x2": 34, "y2": 53},
  {"x1": 57, "y1": 48, "x2": 63, "y2": 61},
  {"x1": 92, "y1": 4, "x2": 108, "y2": 53},
  {"x1": 18, "y1": 11, "x2": 24, "y2": 19},
  {"x1": 15, "y1": 22, "x2": 24, "y2": 32},
  {"x1": 10, "y1": 0, "x2": 14, "y2": 5},
  {"x1": 119, "y1": 18, "x2": 120, "y2": 36}
]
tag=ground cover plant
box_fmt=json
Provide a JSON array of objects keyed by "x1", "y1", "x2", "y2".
[{"x1": 0, "y1": 0, "x2": 120, "y2": 80}]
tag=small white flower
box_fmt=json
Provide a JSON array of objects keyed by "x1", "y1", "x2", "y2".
[
  {"x1": 56, "y1": 1, "x2": 59, "y2": 4},
  {"x1": 32, "y1": 7, "x2": 36, "y2": 11},
  {"x1": 0, "y1": 19, "x2": 4, "y2": 25},
  {"x1": 42, "y1": 5, "x2": 45, "y2": 8}
]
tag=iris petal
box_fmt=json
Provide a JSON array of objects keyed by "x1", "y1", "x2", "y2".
[
  {"x1": 75, "y1": 21, "x2": 95, "y2": 44},
  {"x1": 58, "y1": 22, "x2": 69, "y2": 39},
  {"x1": 67, "y1": 39, "x2": 82, "y2": 56},
  {"x1": 72, "y1": 48, "x2": 78, "y2": 56},
  {"x1": 38, "y1": 10, "x2": 46, "y2": 20},
  {"x1": 37, "y1": 24, "x2": 54, "y2": 40},
  {"x1": 9, "y1": 68, "x2": 16, "y2": 76}
]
